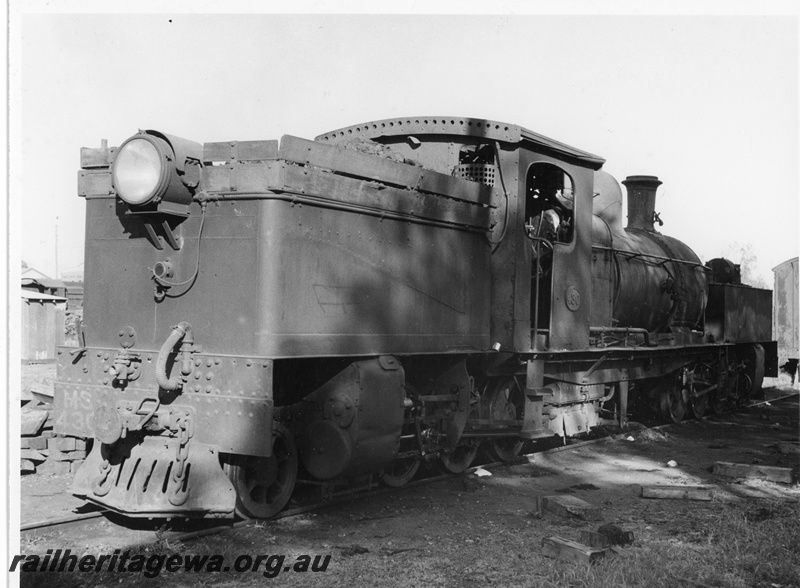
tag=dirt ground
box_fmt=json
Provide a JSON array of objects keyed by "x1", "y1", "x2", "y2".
[
  {"x1": 17, "y1": 385, "x2": 800, "y2": 588},
  {"x1": 21, "y1": 362, "x2": 56, "y2": 403}
]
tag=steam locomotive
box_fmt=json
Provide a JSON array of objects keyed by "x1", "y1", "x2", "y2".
[{"x1": 54, "y1": 116, "x2": 776, "y2": 519}]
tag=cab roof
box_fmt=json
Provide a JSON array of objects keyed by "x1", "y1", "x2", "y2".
[{"x1": 316, "y1": 116, "x2": 606, "y2": 170}]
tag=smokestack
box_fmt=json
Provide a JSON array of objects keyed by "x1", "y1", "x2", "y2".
[{"x1": 622, "y1": 175, "x2": 662, "y2": 232}]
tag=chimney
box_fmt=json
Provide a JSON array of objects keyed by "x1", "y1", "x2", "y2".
[{"x1": 622, "y1": 175, "x2": 662, "y2": 232}]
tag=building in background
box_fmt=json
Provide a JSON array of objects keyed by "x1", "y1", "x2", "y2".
[
  {"x1": 21, "y1": 268, "x2": 84, "y2": 362},
  {"x1": 21, "y1": 289, "x2": 67, "y2": 362},
  {"x1": 21, "y1": 265, "x2": 51, "y2": 282},
  {"x1": 22, "y1": 276, "x2": 67, "y2": 298}
]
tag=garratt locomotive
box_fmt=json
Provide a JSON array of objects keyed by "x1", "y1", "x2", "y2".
[{"x1": 54, "y1": 117, "x2": 776, "y2": 518}]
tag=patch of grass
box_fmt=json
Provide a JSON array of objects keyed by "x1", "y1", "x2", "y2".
[{"x1": 525, "y1": 498, "x2": 799, "y2": 588}]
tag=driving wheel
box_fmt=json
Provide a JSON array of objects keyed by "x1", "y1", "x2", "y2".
[
  {"x1": 437, "y1": 443, "x2": 479, "y2": 474},
  {"x1": 380, "y1": 456, "x2": 421, "y2": 488},
  {"x1": 484, "y1": 377, "x2": 525, "y2": 462},
  {"x1": 228, "y1": 423, "x2": 298, "y2": 519},
  {"x1": 659, "y1": 380, "x2": 686, "y2": 424},
  {"x1": 689, "y1": 392, "x2": 708, "y2": 419}
]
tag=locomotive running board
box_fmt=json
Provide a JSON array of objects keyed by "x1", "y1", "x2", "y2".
[{"x1": 72, "y1": 437, "x2": 236, "y2": 518}]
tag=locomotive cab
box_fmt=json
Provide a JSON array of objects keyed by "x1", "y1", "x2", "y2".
[
  {"x1": 525, "y1": 162, "x2": 576, "y2": 347},
  {"x1": 511, "y1": 141, "x2": 601, "y2": 353}
]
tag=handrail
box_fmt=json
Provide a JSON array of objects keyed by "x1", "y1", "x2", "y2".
[{"x1": 592, "y1": 244, "x2": 710, "y2": 271}]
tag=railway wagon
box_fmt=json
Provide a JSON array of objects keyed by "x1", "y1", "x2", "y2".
[
  {"x1": 773, "y1": 257, "x2": 799, "y2": 382},
  {"x1": 53, "y1": 116, "x2": 777, "y2": 519}
]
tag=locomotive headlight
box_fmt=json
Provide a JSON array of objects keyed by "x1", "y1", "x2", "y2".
[
  {"x1": 111, "y1": 130, "x2": 203, "y2": 217},
  {"x1": 112, "y1": 136, "x2": 171, "y2": 206}
]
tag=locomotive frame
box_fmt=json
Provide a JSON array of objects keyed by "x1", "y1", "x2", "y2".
[{"x1": 54, "y1": 116, "x2": 777, "y2": 519}]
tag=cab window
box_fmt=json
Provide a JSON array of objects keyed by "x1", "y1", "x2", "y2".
[{"x1": 525, "y1": 162, "x2": 575, "y2": 244}]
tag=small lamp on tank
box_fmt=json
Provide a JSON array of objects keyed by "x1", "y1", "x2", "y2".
[{"x1": 112, "y1": 130, "x2": 202, "y2": 218}]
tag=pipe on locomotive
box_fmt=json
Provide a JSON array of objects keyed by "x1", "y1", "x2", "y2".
[
  {"x1": 590, "y1": 326, "x2": 653, "y2": 347},
  {"x1": 155, "y1": 322, "x2": 193, "y2": 391}
]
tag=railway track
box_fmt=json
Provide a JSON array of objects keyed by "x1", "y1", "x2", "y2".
[
  {"x1": 21, "y1": 510, "x2": 107, "y2": 536},
  {"x1": 21, "y1": 390, "x2": 799, "y2": 549}
]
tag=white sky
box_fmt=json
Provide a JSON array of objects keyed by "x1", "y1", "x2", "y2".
[{"x1": 10, "y1": 2, "x2": 800, "y2": 286}]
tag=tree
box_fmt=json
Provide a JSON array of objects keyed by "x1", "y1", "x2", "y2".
[{"x1": 721, "y1": 242, "x2": 768, "y2": 288}]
